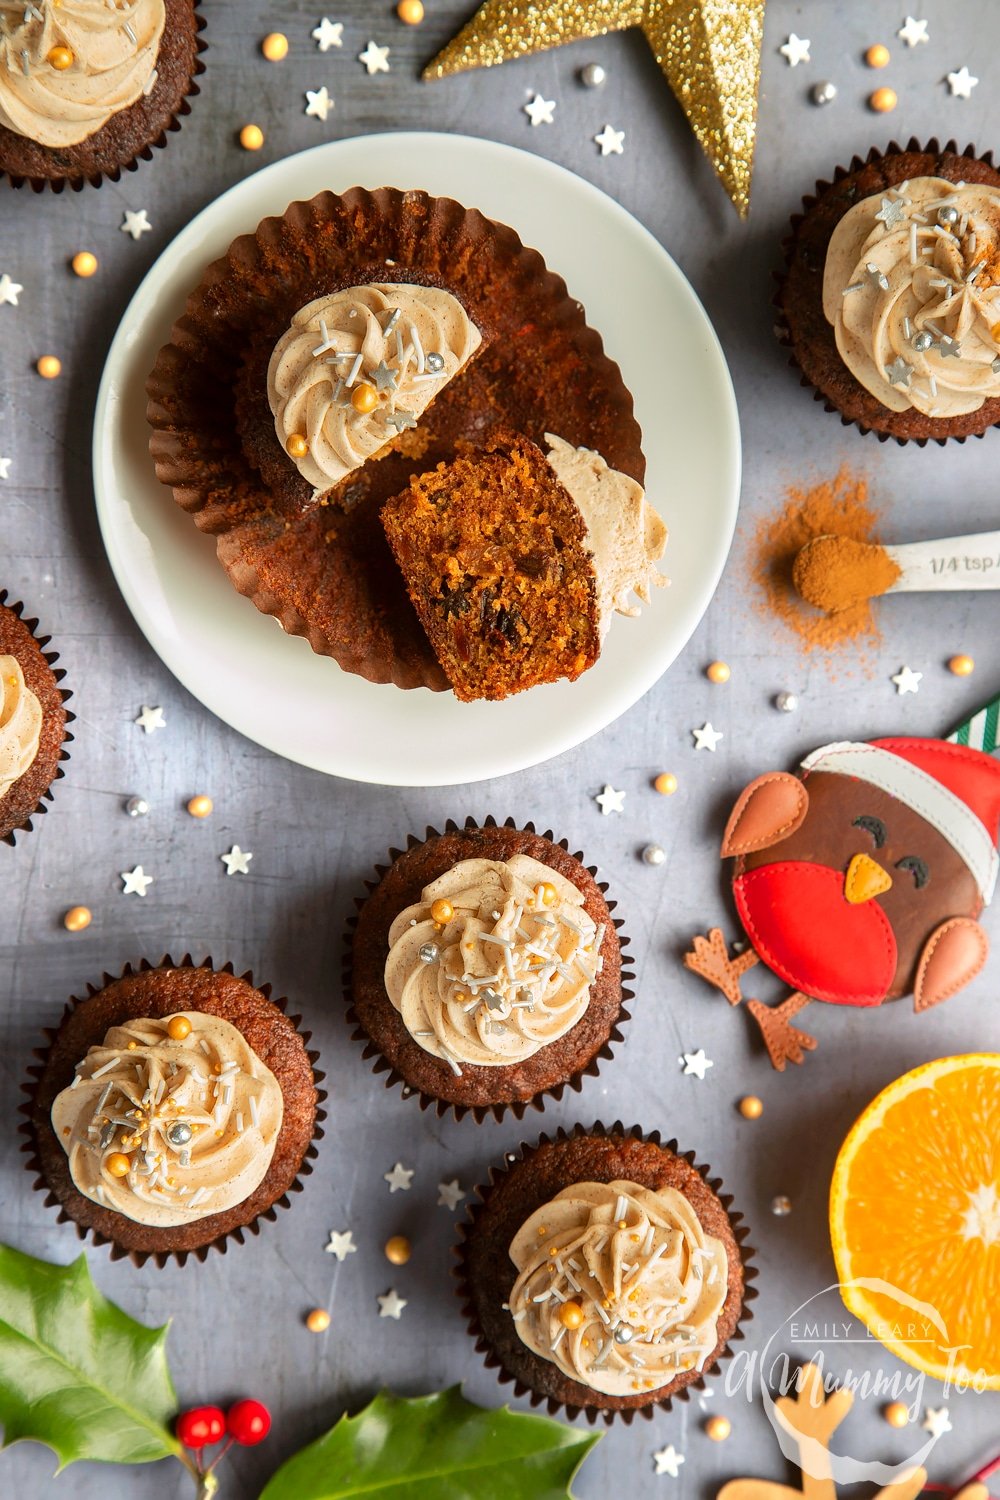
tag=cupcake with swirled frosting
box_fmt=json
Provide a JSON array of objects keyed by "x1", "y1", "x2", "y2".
[
  {"x1": 778, "y1": 142, "x2": 1000, "y2": 441},
  {"x1": 0, "y1": 0, "x2": 204, "y2": 190},
  {"x1": 23, "y1": 960, "x2": 323, "y2": 1263},
  {"x1": 148, "y1": 186, "x2": 646, "y2": 691},
  {"x1": 348, "y1": 819, "x2": 632, "y2": 1120},
  {"x1": 456, "y1": 1125, "x2": 753, "y2": 1418},
  {"x1": 0, "y1": 591, "x2": 72, "y2": 844}
]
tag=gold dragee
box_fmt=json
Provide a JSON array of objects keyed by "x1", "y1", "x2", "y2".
[{"x1": 424, "y1": 0, "x2": 766, "y2": 217}]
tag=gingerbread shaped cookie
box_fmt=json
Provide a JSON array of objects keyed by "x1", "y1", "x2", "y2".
[{"x1": 685, "y1": 731, "x2": 1000, "y2": 1069}]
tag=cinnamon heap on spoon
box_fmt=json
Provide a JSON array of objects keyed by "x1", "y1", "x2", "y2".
[{"x1": 792, "y1": 534, "x2": 901, "y2": 614}]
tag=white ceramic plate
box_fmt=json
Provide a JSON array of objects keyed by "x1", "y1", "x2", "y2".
[{"x1": 93, "y1": 132, "x2": 740, "y2": 787}]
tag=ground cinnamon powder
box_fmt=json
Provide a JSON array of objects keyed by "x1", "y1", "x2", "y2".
[
  {"x1": 791, "y1": 534, "x2": 901, "y2": 613},
  {"x1": 751, "y1": 468, "x2": 887, "y2": 653}
]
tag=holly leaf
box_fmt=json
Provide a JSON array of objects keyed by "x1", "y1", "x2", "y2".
[
  {"x1": 259, "y1": 1386, "x2": 600, "y2": 1500},
  {"x1": 0, "y1": 1245, "x2": 181, "y2": 1469}
]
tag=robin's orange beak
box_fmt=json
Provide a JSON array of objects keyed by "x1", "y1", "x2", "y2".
[{"x1": 844, "y1": 852, "x2": 893, "y2": 904}]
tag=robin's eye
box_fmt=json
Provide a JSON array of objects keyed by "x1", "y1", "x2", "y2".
[
  {"x1": 853, "y1": 814, "x2": 887, "y2": 849},
  {"x1": 896, "y1": 855, "x2": 929, "y2": 888}
]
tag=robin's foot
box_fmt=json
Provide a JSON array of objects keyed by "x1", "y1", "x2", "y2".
[
  {"x1": 747, "y1": 993, "x2": 817, "y2": 1071},
  {"x1": 684, "y1": 928, "x2": 758, "y2": 1006}
]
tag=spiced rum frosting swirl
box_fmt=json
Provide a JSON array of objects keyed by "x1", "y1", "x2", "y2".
[
  {"x1": 0, "y1": 0, "x2": 165, "y2": 149},
  {"x1": 0, "y1": 655, "x2": 42, "y2": 800},
  {"x1": 384, "y1": 855, "x2": 602, "y2": 1073},
  {"x1": 51, "y1": 1012, "x2": 283, "y2": 1227},
  {"x1": 267, "y1": 283, "x2": 482, "y2": 498},
  {"x1": 508, "y1": 1180, "x2": 728, "y2": 1397},
  {"x1": 823, "y1": 176, "x2": 1000, "y2": 418}
]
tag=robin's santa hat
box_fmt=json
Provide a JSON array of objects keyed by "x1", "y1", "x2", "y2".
[{"x1": 800, "y1": 737, "x2": 1000, "y2": 904}]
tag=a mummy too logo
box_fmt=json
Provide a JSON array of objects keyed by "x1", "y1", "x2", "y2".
[{"x1": 719, "y1": 1279, "x2": 986, "y2": 1484}]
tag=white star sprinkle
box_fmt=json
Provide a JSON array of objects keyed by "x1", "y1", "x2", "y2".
[
  {"x1": 312, "y1": 17, "x2": 343, "y2": 51},
  {"x1": 134, "y1": 704, "x2": 165, "y2": 734},
  {"x1": 377, "y1": 1288, "x2": 407, "y2": 1320},
  {"x1": 384, "y1": 1161, "x2": 414, "y2": 1193},
  {"x1": 680, "y1": 1049, "x2": 713, "y2": 1080},
  {"x1": 325, "y1": 1228, "x2": 357, "y2": 1261},
  {"x1": 594, "y1": 123, "x2": 624, "y2": 156},
  {"x1": 891, "y1": 665, "x2": 922, "y2": 695},
  {"x1": 654, "y1": 1445, "x2": 685, "y2": 1478},
  {"x1": 0, "y1": 457, "x2": 11, "y2": 481},
  {"x1": 874, "y1": 195, "x2": 908, "y2": 229},
  {"x1": 595, "y1": 784, "x2": 626, "y2": 815},
  {"x1": 898, "y1": 16, "x2": 928, "y2": 46},
  {"x1": 221, "y1": 845, "x2": 253, "y2": 875},
  {"x1": 121, "y1": 209, "x2": 152, "y2": 241},
  {"x1": 121, "y1": 865, "x2": 153, "y2": 897},
  {"x1": 305, "y1": 86, "x2": 334, "y2": 121},
  {"x1": 0, "y1": 273, "x2": 23, "y2": 307},
  {"x1": 922, "y1": 1406, "x2": 952, "y2": 1439},
  {"x1": 524, "y1": 93, "x2": 555, "y2": 126},
  {"x1": 947, "y1": 66, "x2": 978, "y2": 99},
  {"x1": 693, "y1": 722, "x2": 724, "y2": 752},
  {"x1": 697, "y1": 1386, "x2": 715, "y2": 1409},
  {"x1": 358, "y1": 39, "x2": 390, "y2": 74},
  {"x1": 437, "y1": 1178, "x2": 465, "y2": 1211},
  {"x1": 779, "y1": 33, "x2": 810, "y2": 67}
]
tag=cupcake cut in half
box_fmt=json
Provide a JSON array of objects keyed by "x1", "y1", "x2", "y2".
[
  {"x1": 22, "y1": 959, "x2": 324, "y2": 1264},
  {"x1": 778, "y1": 139, "x2": 1000, "y2": 443},
  {"x1": 381, "y1": 430, "x2": 665, "y2": 701},
  {"x1": 147, "y1": 188, "x2": 660, "y2": 693},
  {"x1": 0, "y1": 591, "x2": 73, "y2": 844},
  {"x1": 0, "y1": 0, "x2": 205, "y2": 191},
  {"x1": 455, "y1": 1124, "x2": 755, "y2": 1422},
  {"x1": 346, "y1": 818, "x2": 632, "y2": 1121}
]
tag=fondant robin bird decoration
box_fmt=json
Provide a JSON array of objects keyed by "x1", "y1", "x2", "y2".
[{"x1": 685, "y1": 736, "x2": 1000, "y2": 1070}]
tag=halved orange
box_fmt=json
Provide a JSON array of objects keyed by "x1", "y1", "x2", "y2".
[{"x1": 830, "y1": 1054, "x2": 1000, "y2": 1389}]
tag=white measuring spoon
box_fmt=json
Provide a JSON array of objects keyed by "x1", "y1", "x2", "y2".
[{"x1": 793, "y1": 530, "x2": 1000, "y2": 611}]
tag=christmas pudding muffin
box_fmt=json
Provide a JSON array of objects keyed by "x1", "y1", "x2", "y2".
[
  {"x1": 381, "y1": 430, "x2": 665, "y2": 700},
  {"x1": 147, "y1": 187, "x2": 652, "y2": 692},
  {"x1": 23, "y1": 959, "x2": 323, "y2": 1264},
  {"x1": 778, "y1": 141, "x2": 1000, "y2": 441},
  {"x1": 0, "y1": 0, "x2": 204, "y2": 191},
  {"x1": 0, "y1": 591, "x2": 72, "y2": 844},
  {"x1": 456, "y1": 1124, "x2": 753, "y2": 1420},
  {"x1": 346, "y1": 819, "x2": 631, "y2": 1120}
]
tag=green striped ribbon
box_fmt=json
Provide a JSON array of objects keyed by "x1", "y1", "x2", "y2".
[{"x1": 948, "y1": 693, "x2": 1000, "y2": 754}]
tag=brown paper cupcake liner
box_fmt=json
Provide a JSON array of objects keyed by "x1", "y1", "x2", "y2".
[
  {"x1": 454, "y1": 1122, "x2": 758, "y2": 1425},
  {"x1": 0, "y1": 590, "x2": 74, "y2": 846},
  {"x1": 146, "y1": 186, "x2": 644, "y2": 691},
  {"x1": 19, "y1": 955, "x2": 327, "y2": 1267},
  {"x1": 344, "y1": 817, "x2": 634, "y2": 1123},
  {"x1": 0, "y1": 0, "x2": 206, "y2": 193},
  {"x1": 775, "y1": 137, "x2": 1000, "y2": 445}
]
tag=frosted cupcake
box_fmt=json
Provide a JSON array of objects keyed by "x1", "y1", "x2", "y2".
[
  {"x1": 778, "y1": 141, "x2": 1000, "y2": 442},
  {"x1": 0, "y1": 591, "x2": 72, "y2": 844},
  {"x1": 0, "y1": 0, "x2": 204, "y2": 191},
  {"x1": 456, "y1": 1125, "x2": 754, "y2": 1420},
  {"x1": 347, "y1": 820, "x2": 631, "y2": 1120},
  {"x1": 23, "y1": 960, "x2": 323, "y2": 1264}
]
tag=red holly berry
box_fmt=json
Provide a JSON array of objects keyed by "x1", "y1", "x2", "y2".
[
  {"x1": 226, "y1": 1398, "x2": 271, "y2": 1445},
  {"x1": 176, "y1": 1405, "x2": 225, "y2": 1449}
]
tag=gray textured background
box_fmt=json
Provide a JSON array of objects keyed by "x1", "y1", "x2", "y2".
[{"x1": 1, "y1": 0, "x2": 999, "y2": 1495}]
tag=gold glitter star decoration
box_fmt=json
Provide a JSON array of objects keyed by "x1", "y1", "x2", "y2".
[{"x1": 424, "y1": 0, "x2": 766, "y2": 216}]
